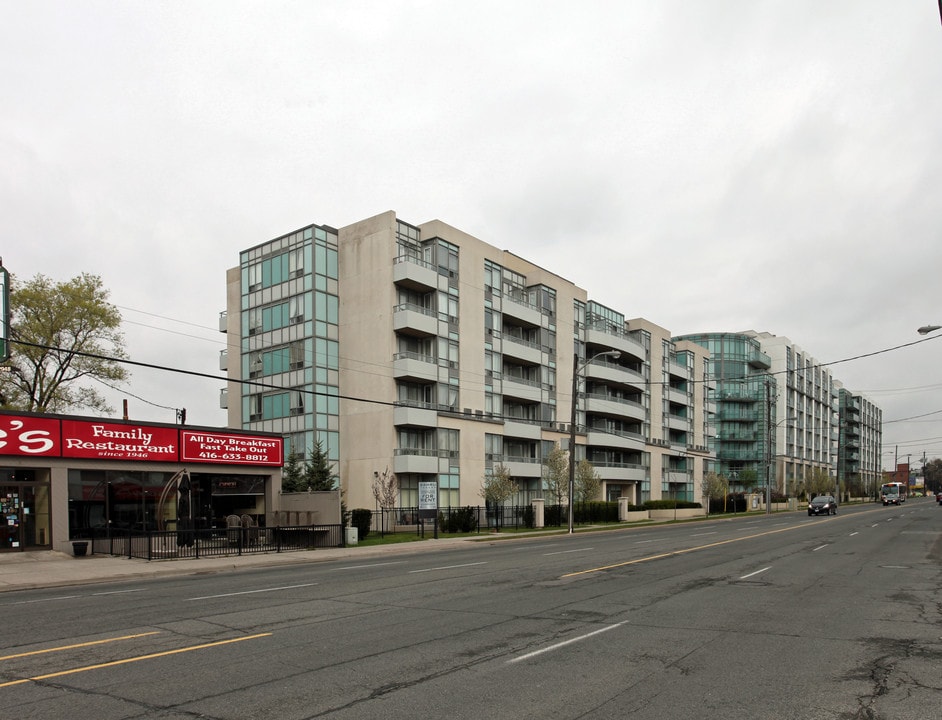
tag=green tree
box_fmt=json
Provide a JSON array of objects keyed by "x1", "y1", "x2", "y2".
[
  {"x1": 542, "y1": 442, "x2": 569, "y2": 505},
  {"x1": 1, "y1": 273, "x2": 128, "y2": 413},
  {"x1": 371, "y1": 466, "x2": 398, "y2": 510},
  {"x1": 702, "y1": 471, "x2": 729, "y2": 513},
  {"x1": 281, "y1": 452, "x2": 305, "y2": 492},
  {"x1": 574, "y1": 459, "x2": 601, "y2": 502},
  {"x1": 480, "y1": 464, "x2": 517, "y2": 531},
  {"x1": 737, "y1": 469, "x2": 758, "y2": 493},
  {"x1": 302, "y1": 439, "x2": 337, "y2": 491},
  {"x1": 805, "y1": 467, "x2": 835, "y2": 498}
]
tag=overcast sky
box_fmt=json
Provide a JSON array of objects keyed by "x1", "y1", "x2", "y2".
[{"x1": 3, "y1": 1, "x2": 941, "y2": 469}]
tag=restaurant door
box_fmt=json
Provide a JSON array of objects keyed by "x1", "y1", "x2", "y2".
[{"x1": 0, "y1": 481, "x2": 51, "y2": 551}]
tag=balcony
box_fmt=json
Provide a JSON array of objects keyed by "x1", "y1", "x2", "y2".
[
  {"x1": 218, "y1": 311, "x2": 228, "y2": 333},
  {"x1": 501, "y1": 375, "x2": 544, "y2": 403},
  {"x1": 666, "y1": 413, "x2": 689, "y2": 431},
  {"x1": 668, "y1": 360, "x2": 689, "y2": 379},
  {"x1": 393, "y1": 255, "x2": 438, "y2": 291},
  {"x1": 503, "y1": 418, "x2": 543, "y2": 440},
  {"x1": 219, "y1": 388, "x2": 228, "y2": 409},
  {"x1": 501, "y1": 294, "x2": 542, "y2": 327},
  {"x1": 587, "y1": 428, "x2": 646, "y2": 452},
  {"x1": 584, "y1": 359, "x2": 646, "y2": 391},
  {"x1": 593, "y1": 463, "x2": 648, "y2": 482},
  {"x1": 749, "y1": 350, "x2": 772, "y2": 369},
  {"x1": 663, "y1": 470, "x2": 690, "y2": 484},
  {"x1": 393, "y1": 448, "x2": 447, "y2": 475},
  {"x1": 393, "y1": 303, "x2": 438, "y2": 337},
  {"x1": 393, "y1": 403, "x2": 438, "y2": 428},
  {"x1": 501, "y1": 335, "x2": 543, "y2": 365},
  {"x1": 393, "y1": 352, "x2": 440, "y2": 383},
  {"x1": 501, "y1": 456, "x2": 543, "y2": 478},
  {"x1": 585, "y1": 325, "x2": 646, "y2": 363},
  {"x1": 584, "y1": 393, "x2": 646, "y2": 422}
]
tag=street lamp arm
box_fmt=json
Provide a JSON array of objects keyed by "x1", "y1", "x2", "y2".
[{"x1": 917, "y1": 325, "x2": 942, "y2": 335}]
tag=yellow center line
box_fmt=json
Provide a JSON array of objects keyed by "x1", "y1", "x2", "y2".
[
  {"x1": 0, "y1": 633, "x2": 271, "y2": 688},
  {"x1": 0, "y1": 632, "x2": 161, "y2": 662},
  {"x1": 562, "y1": 522, "x2": 812, "y2": 577}
]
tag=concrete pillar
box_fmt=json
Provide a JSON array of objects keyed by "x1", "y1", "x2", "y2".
[{"x1": 618, "y1": 496, "x2": 631, "y2": 522}]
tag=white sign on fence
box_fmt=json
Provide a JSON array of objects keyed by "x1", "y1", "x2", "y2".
[{"x1": 418, "y1": 481, "x2": 438, "y2": 510}]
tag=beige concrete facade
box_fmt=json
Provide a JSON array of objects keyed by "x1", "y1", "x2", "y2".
[{"x1": 330, "y1": 211, "x2": 714, "y2": 511}]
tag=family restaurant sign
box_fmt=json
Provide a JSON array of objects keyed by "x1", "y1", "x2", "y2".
[{"x1": 0, "y1": 414, "x2": 282, "y2": 466}]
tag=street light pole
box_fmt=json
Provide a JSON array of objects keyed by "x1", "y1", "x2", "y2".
[
  {"x1": 568, "y1": 349, "x2": 620, "y2": 534},
  {"x1": 765, "y1": 376, "x2": 773, "y2": 516}
]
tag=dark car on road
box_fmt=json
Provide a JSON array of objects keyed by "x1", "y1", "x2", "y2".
[{"x1": 808, "y1": 495, "x2": 837, "y2": 516}]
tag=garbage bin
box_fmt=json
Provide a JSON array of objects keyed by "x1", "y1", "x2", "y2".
[{"x1": 72, "y1": 541, "x2": 89, "y2": 557}]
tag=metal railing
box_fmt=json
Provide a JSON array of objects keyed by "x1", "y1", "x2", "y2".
[{"x1": 89, "y1": 524, "x2": 345, "y2": 561}]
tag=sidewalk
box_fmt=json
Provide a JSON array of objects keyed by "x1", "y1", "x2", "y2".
[{"x1": 0, "y1": 537, "x2": 479, "y2": 593}]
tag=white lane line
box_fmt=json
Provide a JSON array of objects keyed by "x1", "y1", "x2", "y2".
[
  {"x1": 337, "y1": 562, "x2": 405, "y2": 570},
  {"x1": 92, "y1": 589, "x2": 146, "y2": 596},
  {"x1": 850, "y1": 532, "x2": 859, "y2": 537},
  {"x1": 690, "y1": 532, "x2": 717, "y2": 538},
  {"x1": 739, "y1": 567, "x2": 771, "y2": 580},
  {"x1": 544, "y1": 548, "x2": 594, "y2": 556},
  {"x1": 508, "y1": 621, "x2": 628, "y2": 664},
  {"x1": 9, "y1": 595, "x2": 81, "y2": 605},
  {"x1": 186, "y1": 583, "x2": 317, "y2": 600},
  {"x1": 634, "y1": 539, "x2": 656, "y2": 544},
  {"x1": 409, "y1": 562, "x2": 487, "y2": 574},
  {"x1": 812, "y1": 544, "x2": 829, "y2": 552}
]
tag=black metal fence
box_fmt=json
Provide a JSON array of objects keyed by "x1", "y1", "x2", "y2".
[
  {"x1": 365, "y1": 502, "x2": 623, "y2": 536},
  {"x1": 89, "y1": 524, "x2": 346, "y2": 561}
]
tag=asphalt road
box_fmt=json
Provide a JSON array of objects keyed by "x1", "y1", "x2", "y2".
[{"x1": 2, "y1": 501, "x2": 940, "y2": 720}]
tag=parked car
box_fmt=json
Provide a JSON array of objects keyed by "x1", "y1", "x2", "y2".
[{"x1": 808, "y1": 495, "x2": 837, "y2": 516}]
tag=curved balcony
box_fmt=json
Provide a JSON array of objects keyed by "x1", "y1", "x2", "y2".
[
  {"x1": 587, "y1": 428, "x2": 646, "y2": 452},
  {"x1": 585, "y1": 326, "x2": 646, "y2": 363},
  {"x1": 584, "y1": 393, "x2": 646, "y2": 422},
  {"x1": 584, "y1": 359, "x2": 646, "y2": 392}
]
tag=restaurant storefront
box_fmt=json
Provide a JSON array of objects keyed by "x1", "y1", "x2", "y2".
[{"x1": 0, "y1": 411, "x2": 283, "y2": 553}]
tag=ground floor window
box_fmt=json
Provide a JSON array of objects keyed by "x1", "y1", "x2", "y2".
[{"x1": 67, "y1": 469, "x2": 268, "y2": 538}]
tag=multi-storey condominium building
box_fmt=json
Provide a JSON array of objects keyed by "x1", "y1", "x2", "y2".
[
  {"x1": 223, "y1": 211, "x2": 714, "y2": 512},
  {"x1": 838, "y1": 388, "x2": 883, "y2": 497},
  {"x1": 676, "y1": 330, "x2": 882, "y2": 497}
]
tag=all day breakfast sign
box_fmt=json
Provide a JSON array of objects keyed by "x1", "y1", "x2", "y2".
[{"x1": 0, "y1": 414, "x2": 283, "y2": 466}]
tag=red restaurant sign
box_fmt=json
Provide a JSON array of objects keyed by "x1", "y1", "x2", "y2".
[
  {"x1": 0, "y1": 414, "x2": 282, "y2": 466},
  {"x1": 181, "y1": 431, "x2": 282, "y2": 466}
]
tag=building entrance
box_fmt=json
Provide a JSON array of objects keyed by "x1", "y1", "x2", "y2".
[{"x1": 0, "y1": 476, "x2": 51, "y2": 551}]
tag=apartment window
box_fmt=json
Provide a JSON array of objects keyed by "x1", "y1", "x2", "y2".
[
  {"x1": 437, "y1": 239, "x2": 459, "y2": 277},
  {"x1": 288, "y1": 247, "x2": 304, "y2": 277},
  {"x1": 246, "y1": 263, "x2": 262, "y2": 292},
  {"x1": 289, "y1": 341, "x2": 305, "y2": 369},
  {"x1": 289, "y1": 296, "x2": 304, "y2": 323}
]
